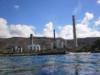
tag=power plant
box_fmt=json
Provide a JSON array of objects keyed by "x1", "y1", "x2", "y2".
[{"x1": 1, "y1": 16, "x2": 81, "y2": 54}]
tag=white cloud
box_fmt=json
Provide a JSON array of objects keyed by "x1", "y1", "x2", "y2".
[
  {"x1": 0, "y1": 18, "x2": 35, "y2": 38},
  {"x1": 76, "y1": 24, "x2": 100, "y2": 38},
  {"x1": 58, "y1": 12, "x2": 100, "y2": 39},
  {"x1": 95, "y1": 17, "x2": 100, "y2": 26},
  {"x1": 0, "y1": 18, "x2": 11, "y2": 38},
  {"x1": 58, "y1": 23, "x2": 100, "y2": 39},
  {"x1": 14, "y1": 5, "x2": 20, "y2": 9},
  {"x1": 0, "y1": 18, "x2": 7, "y2": 25},
  {"x1": 43, "y1": 19, "x2": 98, "y2": 39},
  {"x1": 59, "y1": 25, "x2": 73, "y2": 39},
  {"x1": 81, "y1": 12, "x2": 94, "y2": 25},
  {"x1": 43, "y1": 22, "x2": 54, "y2": 37},
  {"x1": 9, "y1": 24, "x2": 35, "y2": 37},
  {"x1": 0, "y1": 12, "x2": 100, "y2": 39},
  {"x1": 97, "y1": 0, "x2": 100, "y2": 4}
]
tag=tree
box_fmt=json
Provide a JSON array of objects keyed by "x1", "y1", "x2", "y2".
[{"x1": 91, "y1": 39, "x2": 100, "y2": 52}]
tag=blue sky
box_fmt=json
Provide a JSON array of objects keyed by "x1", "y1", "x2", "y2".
[
  {"x1": 0, "y1": 0, "x2": 100, "y2": 39},
  {"x1": 0, "y1": 0, "x2": 99, "y2": 26}
]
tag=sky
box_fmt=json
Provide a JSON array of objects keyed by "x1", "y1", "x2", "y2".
[{"x1": 0, "y1": 0, "x2": 100, "y2": 39}]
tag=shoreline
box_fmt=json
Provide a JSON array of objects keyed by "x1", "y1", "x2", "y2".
[{"x1": 0, "y1": 52, "x2": 99, "y2": 56}]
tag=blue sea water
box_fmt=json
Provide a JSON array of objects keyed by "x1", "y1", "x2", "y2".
[{"x1": 0, "y1": 53, "x2": 100, "y2": 75}]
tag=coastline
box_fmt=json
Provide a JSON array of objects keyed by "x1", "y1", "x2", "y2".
[{"x1": 0, "y1": 51, "x2": 99, "y2": 56}]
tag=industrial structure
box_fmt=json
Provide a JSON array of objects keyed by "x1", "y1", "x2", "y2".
[
  {"x1": 27, "y1": 34, "x2": 41, "y2": 51},
  {"x1": 53, "y1": 29, "x2": 56, "y2": 49},
  {"x1": 72, "y1": 15, "x2": 78, "y2": 49},
  {"x1": 52, "y1": 29, "x2": 65, "y2": 49},
  {"x1": 4, "y1": 15, "x2": 82, "y2": 54}
]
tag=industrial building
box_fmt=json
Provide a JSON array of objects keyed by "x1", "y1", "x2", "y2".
[
  {"x1": 5, "y1": 15, "x2": 80, "y2": 53},
  {"x1": 27, "y1": 34, "x2": 41, "y2": 51}
]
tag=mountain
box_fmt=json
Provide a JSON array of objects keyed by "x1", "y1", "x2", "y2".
[
  {"x1": 0, "y1": 37, "x2": 100, "y2": 52},
  {"x1": 67, "y1": 37, "x2": 100, "y2": 48}
]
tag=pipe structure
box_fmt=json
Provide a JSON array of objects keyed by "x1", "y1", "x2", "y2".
[{"x1": 72, "y1": 15, "x2": 78, "y2": 48}]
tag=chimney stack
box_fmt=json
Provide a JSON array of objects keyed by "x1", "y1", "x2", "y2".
[
  {"x1": 72, "y1": 15, "x2": 78, "y2": 48},
  {"x1": 53, "y1": 29, "x2": 56, "y2": 49},
  {"x1": 30, "y1": 34, "x2": 33, "y2": 51},
  {"x1": 53, "y1": 29, "x2": 56, "y2": 41}
]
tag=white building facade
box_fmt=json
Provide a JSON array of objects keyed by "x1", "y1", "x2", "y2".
[{"x1": 27, "y1": 44, "x2": 41, "y2": 51}]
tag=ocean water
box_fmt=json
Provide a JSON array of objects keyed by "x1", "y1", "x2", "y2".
[{"x1": 0, "y1": 53, "x2": 100, "y2": 75}]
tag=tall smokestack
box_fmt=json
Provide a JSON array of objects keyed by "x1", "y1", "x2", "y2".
[
  {"x1": 53, "y1": 29, "x2": 56, "y2": 49},
  {"x1": 30, "y1": 34, "x2": 33, "y2": 50},
  {"x1": 53, "y1": 29, "x2": 55, "y2": 41},
  {"x1": 72, "y1": 15, "x2": 78, "y2": 48}
]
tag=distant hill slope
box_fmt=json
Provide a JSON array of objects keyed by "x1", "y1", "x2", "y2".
[
  {"x1": 67, "y1": 37, "x2": 100, "y2": 48},
  {"x1": 0, "y1": 37, "x2": 100, "y2": 51}
]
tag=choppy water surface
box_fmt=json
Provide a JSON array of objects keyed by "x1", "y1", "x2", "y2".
[{"x1": 0, "y1": 53, "x2": 100, "y2": 75}]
